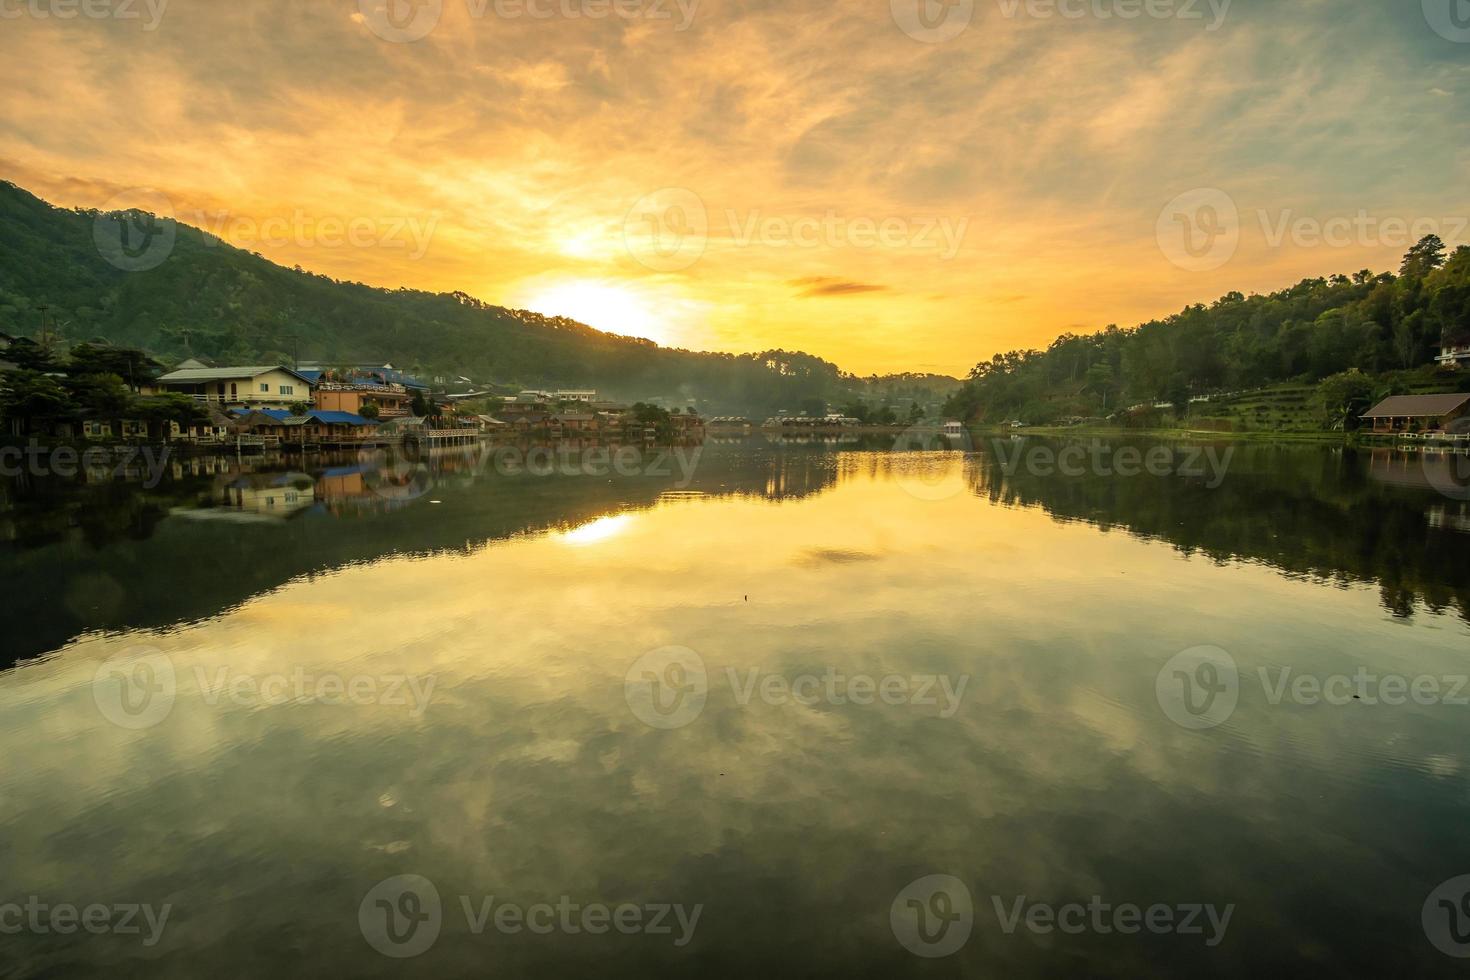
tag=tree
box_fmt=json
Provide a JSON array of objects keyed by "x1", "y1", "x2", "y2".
[
  {"x1": 358, "y1": 402, "x2": 380, "y2": 420},
  {"x1": 0, "y1": 370, "x2": 71, "y2": 433},
  {"x1": 1315, "y1": 369, "x2": 1375, "y2": 430},
  {"x1": 65, "y1": 343, "x2": 160, "y2": 389},
  {"x1": 799, "y1": 396, "x2": 825, "y2": 418},
  {"x1": 65, "y1": 373, "x2": 133, "y2": 418},
  {"x1": 1166, "y1": 375, "x2": 1191, "y2": 417},
  {"x1": 5, "y1": 338, "x2": 58, "y2": 372},
  {"x1": 630, "y1": 401, "x2": 675, "y2": 439},
  {"x1": 288, "y1": 401, "x2": 311, "y2": 416},
  {"x1": 907, "y1": 403, "x2": 925, "y2": 424},
  {"x1": 1401, "y1": 235, "x2": 1447, "y2": 278},
  {"x1": 135, "y1": 392, "x2": 207, "y2": 427},
  {"x1": 1084, "y1": 362, "x2": 1116, "y2": 408}
]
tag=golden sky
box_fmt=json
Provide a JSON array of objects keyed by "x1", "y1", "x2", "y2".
[{"x1": 1, "y1": 0, "x2": 1467, "y2": 375}]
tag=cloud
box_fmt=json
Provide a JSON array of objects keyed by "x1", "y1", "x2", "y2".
[
  {"x1": 0, "y1": 1, "x2": 1464, "y2": 375},
  {"x1": 789, "y1": 277, "x2": 888, "y2": 297}
]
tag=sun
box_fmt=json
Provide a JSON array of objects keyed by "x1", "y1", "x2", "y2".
[{"x1": 521, "y1": 280, "x2": 672, "y2": 346}]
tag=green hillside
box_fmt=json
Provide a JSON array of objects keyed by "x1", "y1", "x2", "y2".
[
  {"x1": 944, "y1": 236, "x2": 1470, "y2": 429},
  {"x1": 0, "y1": 180, "x2": 956, "y2": 414}
]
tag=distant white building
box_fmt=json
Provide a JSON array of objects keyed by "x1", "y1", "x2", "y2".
[
  {"x1": 555, "y1": 390, "x2": 597, "y2": 402},
  {"x1": 1437, "y1": 342, "x2": 1470, "y2": 367}
]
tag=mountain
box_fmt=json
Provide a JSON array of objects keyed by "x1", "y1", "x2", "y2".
[
  {"x1": 0, "y1": 180, "x2": 957, "y2": 414},
  {"x1": 943, "y1": 235, "x2": 1470, "y2": 425}
]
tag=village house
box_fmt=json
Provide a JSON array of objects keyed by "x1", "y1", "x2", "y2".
[
  {"x1": 1360, "y1": 392, "x2": 1470, "y2": 434},
  {"x1": 81, "y1": 418, "x2": 149, "y2": 440},
  {"x1": 233, "y1": 408, "x2": 380, "y2": 445},
  {"x1": 153, "y1": 365, "x2": 315, "y2": 409},
  {"x1": 220, "y1": 472, "x2": 316, "y2": 519},
  {"x1": 506, "y1": 412, "x2": 551, "y2": 434},
  {"x1": 551, "y1": 412, "x2": 597, "y2": 433},
  {"x1": 310, "y1": 380, "x2": 412, "y2": 418},
  {"x1": 169, "y1": 406, "x2": 236, "y2": 444},
  {"x1": 671, "y1": 412, "x2": 706, "y2": 436}
]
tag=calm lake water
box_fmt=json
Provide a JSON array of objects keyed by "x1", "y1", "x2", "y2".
[{"x1": 2, "y1": 436, "x2": 1469, "y2": 977}]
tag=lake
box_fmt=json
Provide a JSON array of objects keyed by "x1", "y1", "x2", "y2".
[{"x1": 2, "y1": 435, "x2": 1469, "y2": 977}]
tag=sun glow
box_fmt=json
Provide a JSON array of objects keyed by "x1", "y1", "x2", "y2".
[
  {"x1": 559, "y1": 514, "x2": 635, "y2": 547},
  {"x1": 520, "y1": 280, "x2": 673, "y2": 346}
]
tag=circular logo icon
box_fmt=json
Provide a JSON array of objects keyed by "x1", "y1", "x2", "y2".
[
  {"x1": 359, "y1": 428, "x2": 436, "y2": 504},
  {"x1": 623, "y1": 188, "x2": 708, "y2": 272},
  {"x1": 359, "y1": 874, "x2": 442, "y2": 958},
  {"x1": 92, "y1": 647, "x2": 176, "y2": 730},
  {"x1": 1424, "y1": 875, "x2": 1470, "y2": 957},
  {"x1": 624, "y1": 646, "x2": 708, "y2": 729},
  {"x1": 1156, "y1": 645, "x2": 1238, "y2": 730},
  {"x1": 93, "y1": 189, "x2": 177, "y2": 273},
  {"x1": 1423, "y1": 0, "x2": 1470, "y2": 43},
  {"x1": 890, "y1": 0, "x2": 975, "y2": 43},
  {"x1": 1424, "y1": 417, "x2": 1470, "y2": 501},
  {"x1": 359, "y1": 0, "x2": 443, "y2": 42},
  {"x1": 892, "y1": 423, "x2": 973, "y2": 502},
  {"x1": 1156, "y1": 188, "x2": 1239, "y2": 272},
  {"x1": 891, "y1": 874, "x2": 973, "y2": 958}
]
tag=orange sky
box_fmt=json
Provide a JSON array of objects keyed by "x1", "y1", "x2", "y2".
[{"x1": 1, "y1": 0, "x2": 1467, "y2": 376}]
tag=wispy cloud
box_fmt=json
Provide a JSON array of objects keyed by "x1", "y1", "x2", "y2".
[{"x1": 789, "y1": 277, "x2": 888, "y2": 297}]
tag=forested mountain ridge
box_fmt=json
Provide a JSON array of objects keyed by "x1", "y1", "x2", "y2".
[
  {"x1": 0, "y1": 180, "x2": 957, "y2": 413},
  {"x1": 944, "y1": 236, "x2": 1470, "y2": 424}
]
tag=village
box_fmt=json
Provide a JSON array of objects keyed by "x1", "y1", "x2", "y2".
[{"x1": 0, "y1": 335, "x2": 708, "y2": 452}]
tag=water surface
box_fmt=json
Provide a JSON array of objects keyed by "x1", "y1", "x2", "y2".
[{"x1": 2, "y1": 438, "x2": 1469, "y2": 977}]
